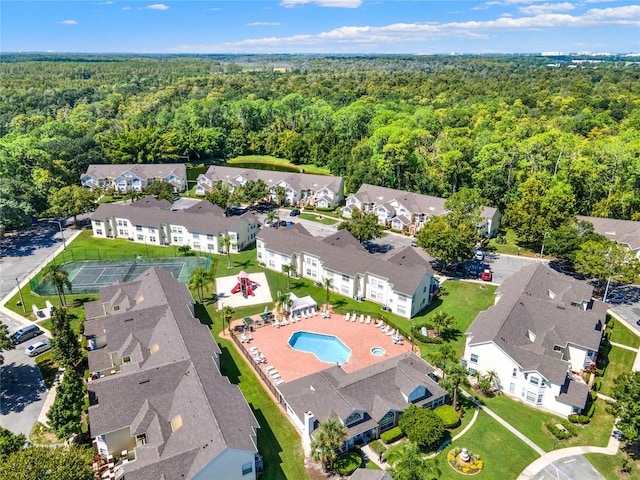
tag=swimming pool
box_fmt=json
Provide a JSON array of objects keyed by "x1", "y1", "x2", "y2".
[
  {"x1": 288, "y1": 331, "x2": 351, "y2": 363},
  {"x1": 371, "y1": 347, "x2": 386, "y2": 356}
]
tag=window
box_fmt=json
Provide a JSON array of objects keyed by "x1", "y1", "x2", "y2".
[
  {"x1": 150, "y1": 236, "x2": 156, "y2": 243},
  {"x1": 525, "y1": 391, "x2": 536, "y2": 403},
  {"x1": 553, "y1": 345, "x2": 563, "y2": 352},
  {"x1": 345, "y1": 412, "x2": 362, "y2": 426},
  {"x1": 96, "y1": 229, "x2": 103, "y2": 235},
  {"x1": 119, "y1": 229, "x2": 126, "y2": 236},
  {"x1": 468, "y1": 367, "x2": 476, "y2": 376},
  {"x1": 397, "y1": 305, "x2": 406, "y2": 315},
  {"x1": 94, "y1": 220, "x2": 101, "y2": 225},
  {"x1": 207, "y1": 234, "x2": 214, "y2": 240},
  {"x1": 509, "y1": 383, "x2": 515, "y2": 393},
  {"x1": 208, "y1": 244, "x2": 214, "y2": 251},
  {"x1": 193, "y1": 233, "x2": 199, "y2": 239},
  {"x1": 137, "y1": 235, "x2": 144, "y2": 241},
  {"x1": 537, "y1": 393, "x2": 544, "y2": 404},
  {"x1": 136, "y1": 434, "x2": 147, "y2": 447},
  {"x1": 530, "y1": 376, "x2": 539, "y2": 386},
  {"x1": 469, "y1": 354, "x2": 478, "y2": 364},
  {"x1": 379, "y1": 411, "x2": 395, "y2": 432},
  {"x1": 136, "y1": 226, "x2": 142, "y2": 232},
  {"x1": 193, "y1": 242, "x2": 200, "y2": 249},
  {"x1": 397, "y1": 295, "x2": 407, "y2": 304},
  {"x1": 242, "y1": 462, "x2": 253, "y2": 475},
  {"x1": 342, "y1": 274, "x2": 350, "y2": 282},
  {"x1": 341, "y1": 285, "x2": 349, "y2": 295},
  {"x1": 268, "y1": 260, "x2": 276, "y2": 268},
  {"x1": 512, "y1": 368, "x2": 517, "y2": 378}
]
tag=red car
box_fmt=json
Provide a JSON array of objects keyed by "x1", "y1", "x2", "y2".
[{"x1": 481, "y1": 269, "x2": 492, "y2": 282}]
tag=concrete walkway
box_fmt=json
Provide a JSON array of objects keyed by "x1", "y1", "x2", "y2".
[
  {"x1": 610, "y1": 341, "x2": 640, "y2": 353},
  {"x1": 607, "y1": 311, "x2": 640, "y2": 372},
  {"x1": 517, "y1": 424, "x2": 620, "y2": 480}
]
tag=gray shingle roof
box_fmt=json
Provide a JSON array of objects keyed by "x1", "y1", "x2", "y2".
[
  {"x1": 278, "y1": 352, "x2": 447, "y2": 438},
  {"x1": 349, "y1": 470, "x2": 394, "y2": 480},
  {"x1": 203, "y1": 165, "x2": 344, "y2": 195},
  {"x1": 86, "y1": 268, "x2": 258, "y2": 480},
  {"x1": 258, "y1": 227, "x2": 434, "y2": 296},
  {"x1": 352, "y1": 184, "x2": 498, "y2": 224},
  {"x1": 578, "y1": 215, "x2": 640, "y2": 251},
  {"x1": 92, "y1": 198, "x2": 255, "y2": 235},
  {"x1": 82, "y1": 164, "x2": 186, "y2": 181},
  {"x1": 467, "y1": 263, "x2": 604, "y2": 384}
]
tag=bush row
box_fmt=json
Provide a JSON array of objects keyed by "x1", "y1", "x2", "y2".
[
  {"x1": 545, "y1": 420, "x2": 578, "y2": 439},
  {"x1": 380, "y1": 426, "x2": 404, "y2": 444}
]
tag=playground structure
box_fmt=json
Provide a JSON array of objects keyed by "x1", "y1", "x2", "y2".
[{"x1": 231, "y1": 271, "x2": 260, "y2": 298}]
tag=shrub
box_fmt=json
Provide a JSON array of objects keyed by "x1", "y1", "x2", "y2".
[
  {"x1": 399, "y1": 405, "x2": 445, "y2": 450},
  {"x1": 593, "y1": 377, "x2": 602, "y2": 391},
  {"x1": 587, "y1": 402, "x2": 596, "y2": 418},
  {"x1": 545, "y1": 420, "x2": 577, "y2": 440},
  {"x1": 334, "y1": 451, "x2": 361, "y2": 476},
  {"x1": 380, "y1": 427, "x2": 404, "y2": 444},
  {"x1": 368, "y1": 440, "x2": 386, "y2": 455},
  {"x1": 434, "y1": 405, "x2": 460, "y2": 429},
  {"x1": 390, "y1": 228, "x2": 402, "y2": 233},
  {"x1": 410, "y1": 326, "x2": 443, "y2": 344},
  {"x1": 568, "y1": 414, "x2": 580, "y2": 423},
  {"x1": 578, "y1": 415, "x2": 590, "y2": 424},
  {"x1": 316, "y1": 207, "x2": 335, "y2": 212}
]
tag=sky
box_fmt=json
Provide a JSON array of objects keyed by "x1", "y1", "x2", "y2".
[{"x1": 1, "y1": 0, "x2": 639, "y2": 54}]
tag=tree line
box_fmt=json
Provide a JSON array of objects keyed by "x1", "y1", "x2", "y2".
[{"x1": 1, "y1": 54, "x2": 639, "y2": 235}]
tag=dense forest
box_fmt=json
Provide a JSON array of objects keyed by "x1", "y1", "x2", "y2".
[{"x1": 1, "y1": 54, "x2": 639, "y2": 235}]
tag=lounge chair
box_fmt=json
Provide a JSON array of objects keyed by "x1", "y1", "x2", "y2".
[
  {"x1": 273, "y1": 321, "x2": 281, "y2": 328},
  {"x1": 386, "y1": 328, "x2": 396, "y2": 336},
  {"x1": 360, "y1": 314, "x2": 365, "y2": 323},
  {"x1": 303, "y1": 310, "x2": 309, "y2": 319},
  {"x1": 311, "y1": 308, "x2": 317, "y2": 316},
  {"x1": 366, "y1": 315, "x2": 371, "y2": 324},
  {"x1": 249, "y1": 346, "x2": 259, "y2": 353},
  {"x1": 281, "y1": 318, "x2": 289, "y2": 326},
  {"x1": 374, "y1": 320, "x2": 383, "y2": 328},
  {"x1": 271, "y1": 373, "x2": 281, "y2": 380},
  {"x1": 275, "y1": 379, "x2": 285, "y2": 386},
  {"x1": 265, "y1": 366, "x2": 276, "y2": 373},
  {"x1": 296, "y1": 313, "x2": 301, "y2": 320},
  {"x1": 381, "y1": 325, "x2": 390, "y2": 333},
  {"x1": 345, "y1": 313, "x2": 350, "y2": 322},
  {"x1": 351, "y1": 313, "x2": 356, "y2": 322}
]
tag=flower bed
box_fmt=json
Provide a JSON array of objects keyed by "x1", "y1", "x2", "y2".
[{"x1": 447, "y1": 447, "x2": 484, "y2": 475}]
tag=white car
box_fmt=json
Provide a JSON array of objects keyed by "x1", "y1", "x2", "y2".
[
  {"x1": 25, "y1": 340, "x2": 51, "y2": 357},
  {"x1": 473, "y1": 251, "x2": 485, "y2": 262}
]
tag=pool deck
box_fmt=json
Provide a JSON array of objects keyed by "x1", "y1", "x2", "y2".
[{"x1": 231, "y1": 310, "x2": 412, "y2": 385}]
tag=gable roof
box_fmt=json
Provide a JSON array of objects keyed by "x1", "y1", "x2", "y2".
[
  {"x1": 86, "y1": 268, "x2": 258, "y2": 480},
  {"x1": 467, "y1": 263, "x2": 604, "y2": 384},
  {"x1": 82, "y1": 164, "x2": 186, "y2": 181},
  {"x1": 258, "y1": 227, "x2": 434, "y2": 296},
  {"x1": 278, "y1": 352, "x2": 446, "y2": 437},
  {"x1": 578, "y1": 215, "x2": 640, "y2": 251},
  {"x1": 91, "y1": 198, "x2": 255, "y2": 235},
  {"x1": 350, "y1": 184, "x2": 498, "y2": 223},
  {"x1": 203, "y1": 165, "x2": 343, "y2": 194}
]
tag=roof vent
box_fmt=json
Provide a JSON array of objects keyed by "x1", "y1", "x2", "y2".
[
  {"x1": 170, "y1": 415, "x2": 183, "y2": 432},
  {"x1": 139, "y1": 378, "x2": 150, "y2": 385},
  {"x1": 124, "y1": 317, "x2": 134, "y2": 322},
  {"x1": 556, "y1": 305, "x2": 566, "y2": 310}
]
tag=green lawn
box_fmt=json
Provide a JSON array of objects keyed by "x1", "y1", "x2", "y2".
[
  {"x1": 486, "y1": 228, "x2": 546, "y2": 258},
  {"x1": 227, "y1": 155, "x2": 330, "y2": 175},
  {"x1": 600, "y1": 346, "x2": 637, "y2": 397},
  {"x1": 437, "y1": 410, "x2": 539, "y2": 480},
  {"x1": 414, "y1": 280, "x2": 497, "y2": 360},
  {"x1": 35, "y1": 351, "x2": 59, "y2": 389},
  {"x1": 608, "y1": 318, "x2": 640, "y2": 349},
  {"x1": 470, "y1": 392, "x2": 615, "y2": 452},
  {"x1": 298, "y1": 212, "x2": 339, "y2": 225},
  {"x1": 586, "y1": 450, "x2": 640, "y2": 480}
]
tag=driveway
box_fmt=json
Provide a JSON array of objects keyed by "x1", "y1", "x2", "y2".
[{"x1": 608, "y1": 285, "x2": 640, "y2": 332}]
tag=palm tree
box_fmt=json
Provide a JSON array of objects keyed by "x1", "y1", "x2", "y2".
[
  {"x1": 431, "y1": 312, "x2": 455, "y2": 338},
  {"x1": 41, "y1": 264, "x2": 72, "y2": 306},
  {"x1": 221, "y1": 305, "x2": 235, "y2": 336},
  {"x1": 427, "y1": 344, "x2": 457, "y2": 378},
  {"x1": 189, "y1": 268, "x2": 208, "y2": 302},
  {"x1": 125, "y1": 188, "x2": 142, "y2": 204},
  {"x1": 385, "y1": 442, "x2": 441, "y2": 480},
  {"x1": 275, "y1": 292, "x2": 292, "y2": 322},
  {"x1": 275, "y1": 185, "x2": 286, "y2": 207},
  {"x1": 265, "y1": 209, "x2": 277, "y2": 225},
  {"x1": 310, "y1": 418, "x2": 347, "y2": 474},
  {"x1": 282, "y1": 263, "x2": 296, "y2": 289},
  {"x1": 323, "y1": 277, "x2": 333, "y2": 309},
  {"x1": 444, "y1": 363, "x2": 470, "y2": 411},
  {"x1": 223, "y1": 235, "x2": 232, "y2": 268},
  {"x1": 484, "y1": 369, "x2": 500, "y2": 391}
]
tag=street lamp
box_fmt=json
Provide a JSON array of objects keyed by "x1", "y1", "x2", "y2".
[{"x1": 50, "y1": 220, "x2": 66, "y2": 250}]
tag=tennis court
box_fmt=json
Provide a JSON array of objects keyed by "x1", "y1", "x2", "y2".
[{"x1": 32, "y1": 257, "x2": 207, "y2": 295}]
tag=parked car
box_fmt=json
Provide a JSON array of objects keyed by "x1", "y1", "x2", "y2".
[
  {"x1": 289, "y1": 209, "x2": 300, "y2": 216},
  {"x1": 25, "y1": 339, "x2": 51, "y2": 357},
  {"x1": 10, "y1": 324, "x2": 43, "y2": 344},
  {"x1": 481, "y1": 269, "x2": 493, "y2": 282},
  {"x1": 473, "y1": 250, "x2": 485, "y2": 262},
  {"x1": 605, "y1": 293, "x2": 626, "y2": 304},
  {"x1": 454, "y1": 263, "x2": 466, "y2": 277}
]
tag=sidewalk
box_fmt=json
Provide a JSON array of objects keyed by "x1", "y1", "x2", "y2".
[
  {"x1": 517, "y1": 424, "x2": 620, "y2": 480},
  {"x1": 607, "y1": 310, "x2": 640, "y2": 372}
]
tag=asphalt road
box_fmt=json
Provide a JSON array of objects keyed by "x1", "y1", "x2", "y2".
[
  {"x1": 0, "y1": 317, "x2": 48, "y2": 436},
  {"x1": 0, "y1": 220, "x2": 79, "y2": 436},
  {"x1": 532, "y1": 455, "x2": 605, "y2": 480}
]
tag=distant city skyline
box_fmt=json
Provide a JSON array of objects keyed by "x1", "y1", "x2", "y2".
[{"x1": 2, "y1": 1, "x2": 639, "y2": 54}]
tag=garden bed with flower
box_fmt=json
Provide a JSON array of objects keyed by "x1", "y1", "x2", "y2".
[{"x1": 447, "y1": 447, "x2": 484, "y2": 475}]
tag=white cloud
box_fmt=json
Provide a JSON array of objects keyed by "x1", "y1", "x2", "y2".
[
  {"x1": 280, "y1": 0, "x2": 362, "y2": 8},
  {"x1": 122, "y1": 6, "x2": 131, "y2": 10},
  {"x1": 172, "y1": 5, "x2": 640, "y2": 53},
  {"x1": 208, "y1": 7, "x2": 221, "y2": 11},
  {"x1": 247, "y1": 22, "x2": 281, "y2": 26},
  {"x1": 59, "y1": 19, "x2": 78, "y2": 25},
  {"x1": 519, "y1": 2, "x2": 575, "y2": 14},
  {"x1": 145, "y1": 3, "x2": 169, "y2": 10}
]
